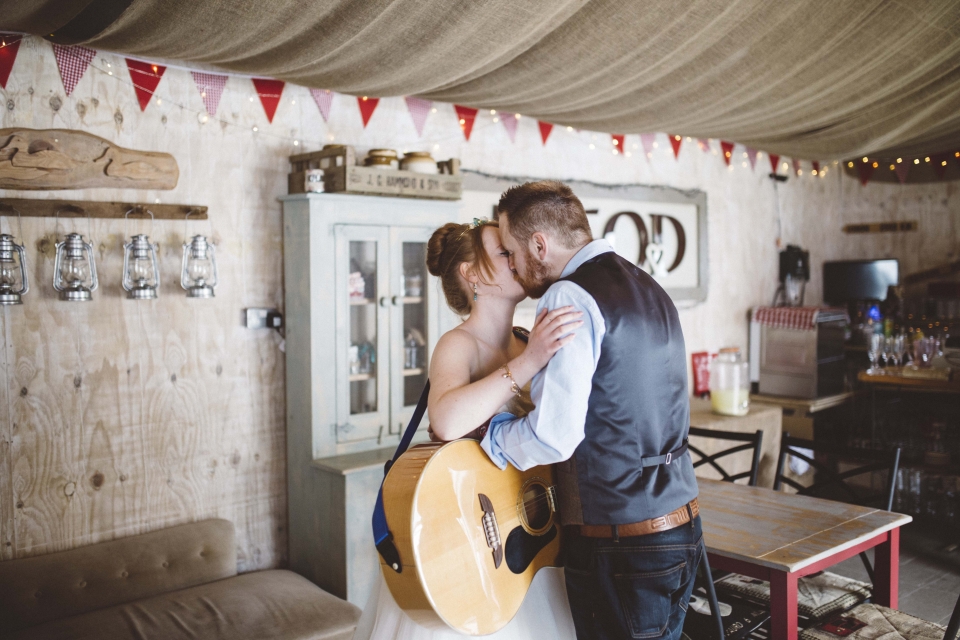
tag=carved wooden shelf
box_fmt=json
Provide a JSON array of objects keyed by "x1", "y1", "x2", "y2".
[{"x1": 0, "y1": 198, "x2": 207, "y2": 220}]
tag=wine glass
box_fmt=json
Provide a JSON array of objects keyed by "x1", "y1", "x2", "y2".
[
  {"x1": 881, "y1": 336, "x2": 894, "y2": 373},
  {"x1": 890, "y1": 334, "x2": 905, "y2": 371},
  {"x1": 866, "y1": 332, "x2": 881, "y2": 375}
]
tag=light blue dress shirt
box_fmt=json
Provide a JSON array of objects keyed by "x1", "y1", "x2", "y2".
[{"x1": 480, "y1": 239, "x2": 614, "y2": 471}]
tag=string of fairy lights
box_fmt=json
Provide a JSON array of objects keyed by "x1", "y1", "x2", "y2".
[{"x1": 1, "y1": 34, "x2": 957, "y2": 181}]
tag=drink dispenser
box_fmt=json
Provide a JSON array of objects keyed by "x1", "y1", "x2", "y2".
[{"x1": 710, "y1": 347, "x2": 750, "y2": 416}]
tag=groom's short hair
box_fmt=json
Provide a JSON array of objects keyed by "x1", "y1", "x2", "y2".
[{"x1": 496, "y1": 181, "x2": 592, "y2": 249}]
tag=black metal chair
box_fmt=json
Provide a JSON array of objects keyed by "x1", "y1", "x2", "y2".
[
  {"x1": 689, "y1": 427, "x2": 764, "y2": 486},
  {"x1": 685, "y1": 428, "x2": 765, "y2": 640},
  {"x1": 774, "y1": 434, "x2": 901, "y2": 584}
]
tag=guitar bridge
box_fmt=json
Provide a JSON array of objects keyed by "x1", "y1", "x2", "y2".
[{"x1": 478, "y1": 493, "x2": 503, "y2": 569}]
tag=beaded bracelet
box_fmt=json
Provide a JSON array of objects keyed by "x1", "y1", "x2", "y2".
[{"x1": 499, "y1": 364, "x2": 522, "y2": 397}]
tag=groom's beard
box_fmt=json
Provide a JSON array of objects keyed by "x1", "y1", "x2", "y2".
[{"x1": 515, "y1": 250, "x2": 553, "y2": 299}]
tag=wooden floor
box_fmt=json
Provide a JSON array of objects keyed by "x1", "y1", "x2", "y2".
[{"x1": 831, "y1": 527, "x2": 960, "y2": 625}]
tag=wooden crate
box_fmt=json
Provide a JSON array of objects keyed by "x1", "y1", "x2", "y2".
[{"x1": 289, "y1": 145, "x2": 462, "y2": 200}]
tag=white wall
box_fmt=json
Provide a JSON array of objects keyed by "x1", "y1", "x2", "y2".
[{"x1": 1, "y1": 37, "x2": 956, "y2": 566}]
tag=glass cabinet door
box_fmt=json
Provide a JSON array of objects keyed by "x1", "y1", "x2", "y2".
[
  {"x1": 389, "y1": 227, "x2": 439, "y2": 437},
  {"x1": 334, "y1": 225, "x2": 390, "y2": 443}
]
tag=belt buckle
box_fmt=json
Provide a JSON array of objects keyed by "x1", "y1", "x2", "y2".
[{"x1": 665, "y1": 452, "x2": 672, "y2": 465}]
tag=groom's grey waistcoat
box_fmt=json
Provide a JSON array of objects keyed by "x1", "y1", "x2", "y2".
[{"x1": 556, "y1": 251, "x2": 698, "y2": 526}]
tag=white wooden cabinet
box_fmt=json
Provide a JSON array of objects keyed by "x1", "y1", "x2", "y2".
[{"x1": 282, "y1": 193, "x2": 460, "y2": 604}]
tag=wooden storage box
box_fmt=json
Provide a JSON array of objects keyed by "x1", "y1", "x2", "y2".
[{"x1": 289, "y1": 145, "x2": 462, "y2": 200}]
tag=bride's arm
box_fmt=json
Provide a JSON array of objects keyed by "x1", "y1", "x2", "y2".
[{"x1": 428, "y1": 307, "x2": 583, "y2": 441}]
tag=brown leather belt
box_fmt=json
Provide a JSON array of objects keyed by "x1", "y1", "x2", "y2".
[{"x1": 576, "y1": 498, "x2": 699, "y2": 538}]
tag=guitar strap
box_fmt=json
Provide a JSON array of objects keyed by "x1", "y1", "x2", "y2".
[{"x1": 372, "y1": 380, "x2": 430, "y2": 573}]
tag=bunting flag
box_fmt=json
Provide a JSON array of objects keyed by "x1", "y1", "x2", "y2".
[
  {"x1": 857, "y1": 161, "x2": 874, "y2": 185},
  {"x1": 501, "y1": 113, "x2": 519, "y2": 142},
  {"x1": 309, "y1": 89, "x2": 334, "y2": 122},
  {"x1": 894, "y1": 162, "x2": 909, "y2": 184},
  {"x1": 640, "y1": 133, "x2": 656, "y2": 158},
  {"x1": 0, "y1": 33, "x2": 21, "y2": 89},
  {"x1": 745, "y1": 147, "x2": 759, "y2": 170},
  {"x1": 405, "y1": 97, "x2": 432, "y2": 136},
  {"x1": 52, "y1": 44, "x2": 96, "y2": 96},
  {"x1": 357, "y1": 96, "x2": 380, "y2": 127},
  {"x1": 812, "y1": 161, "x2": 820, "y2": 175},
  {"x1": 793, "y1": 159, "x2": 802, "y2": 175},
  {"x1": 125, "y1": 59, "x2": 166, "y2": 111},
  {"x1": 669, "y1": 134, "x2": 682, "y2": 158},
  {"x1": 720, "y1": 141, "x2": 734, "y2": 165},
  {"x1": 455, "y1": 105, "x2": 478, "y2": 141},
  {"x1": 191, "y1": 71, "x2": 227, "y2": 116},
  {"x1": 769, "y1": 153, "x2": 781, "y2": 173},
  {"x1": 252, "y1": 78, "x2": 284, "y2": 123},
  {"x1": 697, "y1": 138, "x2": 711, "y2": 153},
  {"x1": 612, "y1": 134, "x2": 625, "y2": 154},
  {"x1": 537, "y1": 121, "x2": 553, "y2": 145}
]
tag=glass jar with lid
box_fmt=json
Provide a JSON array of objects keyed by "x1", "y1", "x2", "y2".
[{"x1": 709, "y1": 347, "x2": 750, "y2": 416}]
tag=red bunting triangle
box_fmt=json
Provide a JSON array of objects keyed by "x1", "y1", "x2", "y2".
[
  {"x1": 745, "y1": 148, "x2": 759, "y2": 170},
  {"x1": 894, "y1": 162, "x2": 909, "y2": 184},
  {"x1": 126, "y1": 59, "x2": 166, "y2": 111},
  {"x1": 191, "y1": 71, "x2": 227, "y2": 116},
  {"x1": 252, "y1": 78, "x2": 284, "y2": 123},
  {"x1": 538, "y1": 121, "x2": 553, "y2": 145},
  {"x1": 669, "y1": 134, "x2": 682, "y2": 158},
  {"x1": 357, "y1": 96, "x2": 380, "y2": 127},
  {"x1": 502, "y1": 113, "x2": 519, "y2": 143},
  {"x1": 309, "y1": 89, "x2": 334, "y2": 122},
  {"x1": 793, "y1": 159, "x2": 801, "y2": 175},
  {"x1": 857, "y1": 161, "x2": 874, "y2": 185},
  {"x1": 812, "y1": 161, "x2": 820, "y2": 175},
  {"x1": 0, "y1": 33, "x2": 22, "y2": 89},
  {"x1": 697, "y1": 138, "x2": 711, "y2": 153},
  {"x1": 52, "y1": 44, "x2": 96, "y2": 96},
  {"x1": 612, "y1": 134, "x2": 625, "y2": 155},
  {"x1": 640, "y1": 133, "x2": 656, "y2": 158},
  {"x1": 405, "y1": 97, "x2": 432, "y2": 136},
  {"x1": 455, "y1": 105, "x2": 478, "y2": 141},
  {"x1": 769, "y1": 154, "x2": 781, "y2": 173},
  {"x1": 720, "y1": 141, "x2": 734, "y2": 165}
]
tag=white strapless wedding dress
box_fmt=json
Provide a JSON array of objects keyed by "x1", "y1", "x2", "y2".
[
  {"x1": 352, "y1": 567, "x2": 576, "y2": 640},
  {"x1": 353, "y1": 384, "x2": 576, "y2": 639}
]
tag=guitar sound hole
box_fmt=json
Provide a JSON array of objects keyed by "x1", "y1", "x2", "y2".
[
  {"x1": 505, "y1": 525, "x2": 558, "y2": 574},
  {"x1": 523, "y1": 484, "x2": 551, "y2": 531}
]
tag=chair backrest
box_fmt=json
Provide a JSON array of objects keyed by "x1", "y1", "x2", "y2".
[
  {"x1": 0, "y1": 518, "x2": 237, "y2": 633},
  {"x1": 688, "y1": 427, "x2": 764, "y2": 487},
  {"x1": 773, "y1": 435, "x2": 900, "y2": 511}
]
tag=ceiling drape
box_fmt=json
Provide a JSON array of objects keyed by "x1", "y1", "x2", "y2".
[{"x1": 5, "y1": 0, "x2": 960, "y2": 159}]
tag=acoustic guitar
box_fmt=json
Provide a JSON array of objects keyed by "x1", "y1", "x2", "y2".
[{"x1": 378, "y1": 438, "x2": 562, "y2": 635}]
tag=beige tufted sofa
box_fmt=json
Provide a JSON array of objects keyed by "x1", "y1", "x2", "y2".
[{"x1": 0, "y1": 519, "x2": 361, "y2": 640}]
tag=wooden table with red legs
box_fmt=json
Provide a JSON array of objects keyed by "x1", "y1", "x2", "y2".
[{"x1": 698, "y1": 478, "x2": 912, "y2": 640}]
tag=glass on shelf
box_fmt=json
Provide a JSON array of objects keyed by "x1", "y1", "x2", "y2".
[
  {"x1": 865, "y1": 331, "x2": 881, "y2": 375},
  {"x1": 349, "y1": 240, "x2": 378, "y2": 415}
]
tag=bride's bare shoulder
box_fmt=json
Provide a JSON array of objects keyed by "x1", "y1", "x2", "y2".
[{"x1": 434, "y1": 327, "x2": 480, "y2": 357}]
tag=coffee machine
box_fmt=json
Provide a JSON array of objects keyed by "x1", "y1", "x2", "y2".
[{"x1": 773, "y1": 244, "x2": 810, "y2": 307}]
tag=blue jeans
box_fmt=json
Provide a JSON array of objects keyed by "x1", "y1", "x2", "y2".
[{"x1": 564, "y1": 515, "x2": 702, "y2": 640}]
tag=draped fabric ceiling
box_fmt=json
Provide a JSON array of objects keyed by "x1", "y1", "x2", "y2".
[{"x1": 5, "y1": 0, "x2": 960, "y2": 160}]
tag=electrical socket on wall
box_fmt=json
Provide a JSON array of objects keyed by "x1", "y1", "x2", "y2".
[{"x1": 244, "y1": 308, "x2": 283, "y2": 330}]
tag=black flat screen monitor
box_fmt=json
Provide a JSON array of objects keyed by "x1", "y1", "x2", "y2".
[{"x1": 823, "y1": 259, "x2": 899, "y2": 304}]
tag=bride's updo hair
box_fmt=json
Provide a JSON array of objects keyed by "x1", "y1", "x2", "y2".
[{"x1": 426, "y1": 221, "x2": 498, "y2": 315}]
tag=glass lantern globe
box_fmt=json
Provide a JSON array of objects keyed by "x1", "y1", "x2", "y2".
[
  {"x1": 181, "y1": 235, "x2": 218, "y2": 298},
  {"x1": 122, "y1": 234, "x2": 160, "y2": 299},
  {"x1": 0, "y1": 233, "x2": 29, "y2": 305},
  {"x1": 53, "y1": 232, "x2": 98, "y2": 301}
]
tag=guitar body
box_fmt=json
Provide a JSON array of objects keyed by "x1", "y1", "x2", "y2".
[{"x1": 380, "y1": 439, "x2": 562, "y2": 635}]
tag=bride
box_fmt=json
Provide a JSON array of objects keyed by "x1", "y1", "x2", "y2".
[{"x1": 353, "y1": 219, "x2": 582, "y2": 640}]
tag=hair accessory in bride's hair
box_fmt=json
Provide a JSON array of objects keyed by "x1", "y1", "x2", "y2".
[{"x1": 458, "y1": 217, "x2": 490, "y2": 240}]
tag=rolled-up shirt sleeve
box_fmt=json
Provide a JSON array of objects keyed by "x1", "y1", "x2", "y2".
[{"x1": 480, "y1": 281, "x2": 604, "y2": 470}]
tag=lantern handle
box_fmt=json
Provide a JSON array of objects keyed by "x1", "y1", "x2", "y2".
[
  {"x1": 183, "y1": 208, "x2": 203, "y2": 241},
  {"x1": 124, "y1": 206, "x2": 155, "y2": 239},
  {"x1": 0, "y1": 204, "x2": 23, "y2": 241},
  {"x1": 53, "y1": 205, "x2": 91, "y2": 240}
]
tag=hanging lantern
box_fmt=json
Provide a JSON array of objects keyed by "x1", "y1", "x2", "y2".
[
  {"x1": 53, "y1": 232, "x2": 98, "y2": 301},
  {"x1": 122, "y1": 234, "x2": 160, "y2": 299},
  {"x1": 181, "y1": 235, "x2": 217, "y2": 298},
  {"x1": 0, "y1": 233, "x2": 29, "y2": 305}
]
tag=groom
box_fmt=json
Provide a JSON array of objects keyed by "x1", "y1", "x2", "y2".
[{"x1": 480, "y1": 180, "x2": 701, "y2": 640}]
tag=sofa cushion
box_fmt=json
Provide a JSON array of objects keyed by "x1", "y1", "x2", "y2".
[
  {"x1": 0, "y1": 519, "x2": 237, "y2": 632},
  {"x1": 10, "y1": 570, "x2": 362, "y2": 640}
]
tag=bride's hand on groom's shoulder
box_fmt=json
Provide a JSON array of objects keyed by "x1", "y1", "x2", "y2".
[{"x1": 521, "y1": 306, "x2": 584, "y2": 372}]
